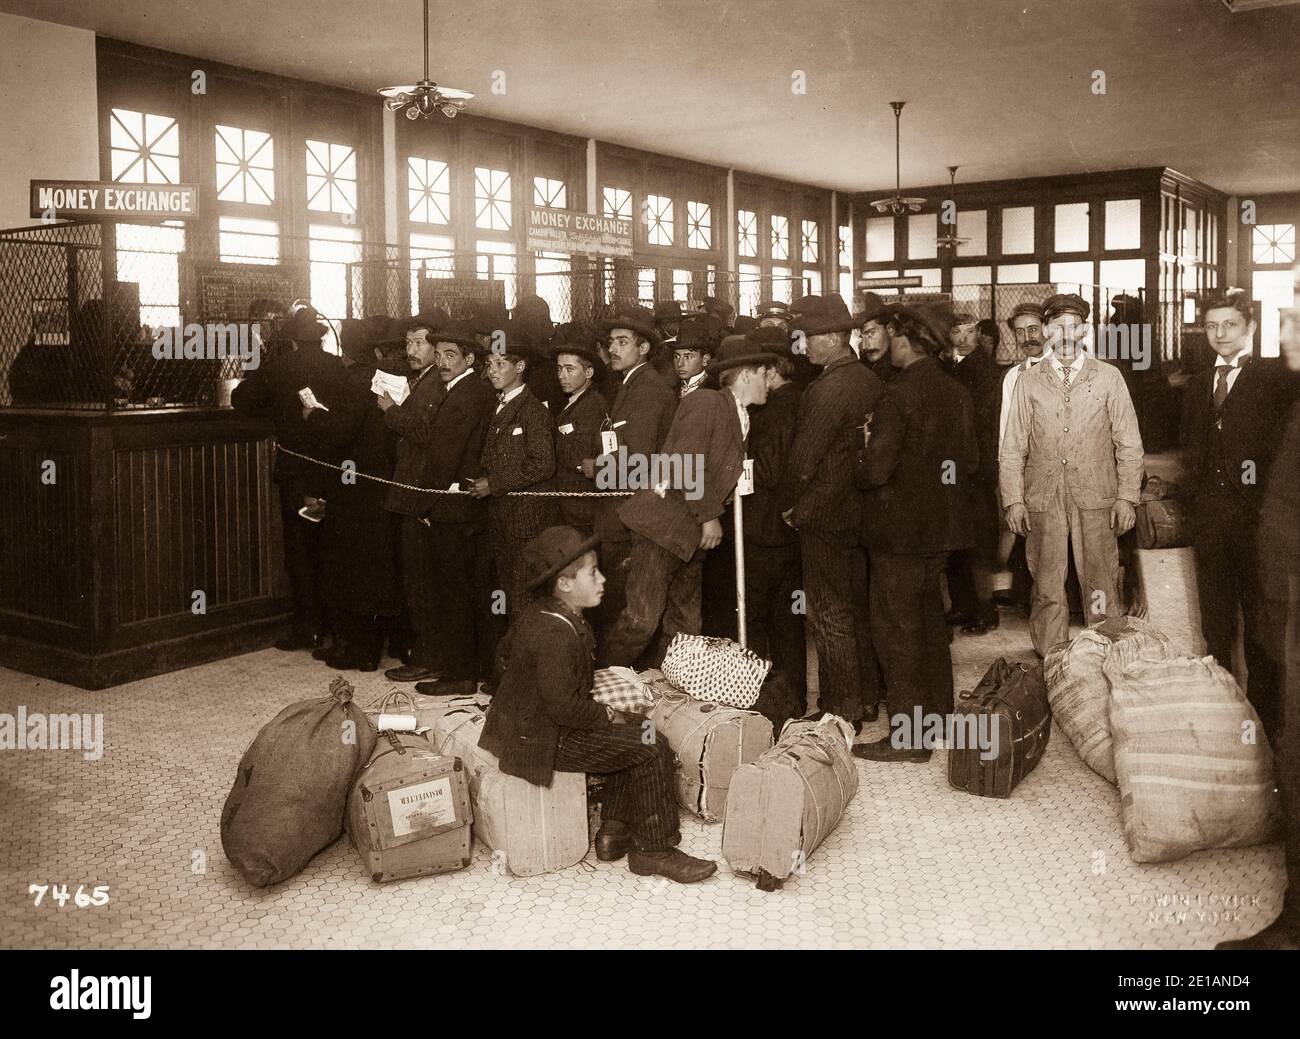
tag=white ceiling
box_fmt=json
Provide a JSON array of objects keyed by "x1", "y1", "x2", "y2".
[{"x1": 3, "y1": 0, "x2": 1299, "y2": 195}]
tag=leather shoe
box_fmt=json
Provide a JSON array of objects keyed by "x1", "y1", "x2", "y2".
[
  {"x1": 627, "y1": 847, "x2": 717, "y2": 884},
  {"x1": 1215, "y1": 913, "x2": 1300, "y2": 950},
  {"x1": 275, "y1": 632, "x2": 324, "y2": 652},
  {"x1": 414, "y1": 678, "x2": 477, "y2": 697},
  {"x1": 852, "y1": 736, "x2": 932, "y2": 763},
  {"x1": 861, "y1": 702, "x2": 879, "y2": 723},
  {"x1": 384, "y1": 664, "x2": 443, "y2": 683},
  {"x1": 945, "y1": 609, "x2": 973, "y2": 627},
  {"x1": 595, "y1": 821, "x2": 630, "y2": 862}
]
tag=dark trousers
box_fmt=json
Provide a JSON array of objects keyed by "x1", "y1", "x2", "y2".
[
  {"x1": 800, "y1": 528, "x2": 881, "y2": 723},
  {"x1": 430, "y1": 521, "x2": 497, "y2": 682},
  {"x1": 602, "y1": 534, "x2": 702, "y2": 668},
  {"x1": 870, "y1": 551, "x2": 954, "y2": 719},
  {"x1": 327, "y1": 607, "x2": 388, "y2": 663},
  {"x1": 278, "y1": 484, "x2": 325, "y2": 638},
  {"x1": 553, "y1": 725, "x2": 680, "y2": 852},
  {"x1": 1279, "y1": 580, "x2": 1300, "y2": 915},
  {"x1": 489, "y1": 513, "x2": 531, "y2": 624},
  {"x1": 701, "y1": 517, "x2": 737, "y2": 638},
  {"x1": 947, "y1": 479, "x2": 999, "y2": 624},
  {"x1": 1194, "y1": 495, "x2": 1283, "y2": 742},
  {"x1": 399, "y1": 515, "x2": 440, "y2": 669},
  {"x1": 746, "y1": 541, "x2": 807, "y2": 700},
  {"x1": 1006, "y1": 534, "x2": 1032, "y2": 610}
]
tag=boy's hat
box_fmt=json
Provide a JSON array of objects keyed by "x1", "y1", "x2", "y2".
[{"x1": 524, "y1": 525, "x2": 602, "y2": 591}]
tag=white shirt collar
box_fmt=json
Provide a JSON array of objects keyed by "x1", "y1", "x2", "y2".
[
  {"x1": 951, "y1": 350, "x2": 969, "y2": 365},
  {"x1": 681, "y1": 371, "x2": 706, "y2": 394},
  {"x1": 496, "y1": 383, "x2": 525, "y2": 408},
  {"x1": 1049, "y1": 352, "x2": 1087, "y2": 379},
  {"x1": 446, "y1": 366, "x2": 474, "y2": 391},
  {"x1": 566, "y1": 382, "x2": 589, "y2": 407},
  {"x1": 1216, "y1": 348, "x2": 1250, "y2": 369},
  {"x1": 734, "y1": 393, "x2": 750, "y2": 440},
  {"x1": 622, "y1": 361, "x2": 648, "y2": 385}
]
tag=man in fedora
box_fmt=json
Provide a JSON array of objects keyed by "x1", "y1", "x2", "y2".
[
  {"x1": 552, "y1": 339, "x2": 610, "y2": 540},
  {"x1": 602, "y1": 336, "x2": 771, "y2": 667},
  {"x1": 231, "y1": 304, "x2": 342, "y2": 652},
  {"x1": 854, "y1": 302, "x2": 978, "y2": 763},
  {"x1": 1000, "y1": 292, "x2": 1144, "y2": 656},
  {"x1": 470, "y1": 334, "x2": 558, "y2": 634},
  {"x1": 778, "y1": 295, "x2": 885, "y2": 730},
  {"x1": 380, "y1": 317, "x2": 451, "y2": 682},
  {"x1": 654, "y1": 299, "x2": 684, "y2": 346},
  {"x1": 407, "y1": 320, "x2": 498, "y2": 696},
  {"x1": 479, "y1": 525, "x2": 716, "y2": 883},
  {"x1": 672, "y1": 316, "x2": 717, "y2": 399}
]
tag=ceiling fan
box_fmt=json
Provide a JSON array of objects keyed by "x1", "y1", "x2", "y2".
[
  {"x1": 869, "y1": 102, "x2": 928, "y2": 216},
  {"x1": 936, "y1": 166, "x2": 970, "y2": 252},
  {"x1": 378, "y1": 0, "x2": 474, "y2": 120}
]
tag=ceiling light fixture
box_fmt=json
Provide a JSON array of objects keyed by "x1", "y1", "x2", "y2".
[
  {"x1": 378, "y1": 0, "x2": 474, "y2": 121},
  {"x1": 936, "y1": 165, "x2": 970, "y2": 252},
  {"x1": 870, "y1": 102, "x2": 927, "y2": 216}
]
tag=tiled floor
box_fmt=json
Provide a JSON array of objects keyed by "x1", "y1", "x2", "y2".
[{"x1": 0, "y1": 610, "x2": 1283, "y2": 950}]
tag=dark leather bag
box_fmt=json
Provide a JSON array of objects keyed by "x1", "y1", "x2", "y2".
[{"x1": 947, "y1": 658, "x2": 1051, "y2": 798}]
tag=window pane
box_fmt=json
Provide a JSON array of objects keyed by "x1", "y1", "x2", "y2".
[
  {"x1": 838, "y1": 223, "x2": 852, "y2": 269},
  {"x1": 111, "y1": 108, "x2": 180, "y2": 185},
  {"x1": 803, "y1": 269, "x2": 822, "y2": 296},
  {"x1": 687, "y1": 201, "x2": 711, "y2": 250},
  {"x1": 1001, "y1": 206, "x2": 1034, "y2": 254},
  {"x1": 309, "y1": 225, "x2": 362, "y2": 333},
  {"x1": 637, "y1": 269, "x2": 656, "y2": 306},
  {"x1": 602, "y1": 187, "x2": 632, "y2": 220},
  {"x1": 645, "y1": 194, "x2": 674, "y2": 246},
  {"x1": 907, "y1": 214, "x2": 937, "y2": 260},
  {"x1": 215, "y1": 125, "x2": 274, "y2": 204},
  {"x1": 956, "y1": 209, "x2": 987, "y2": 257},
  {"x1": 1104, "y1": 199, "x2": 1141, "y2": 251},
  {"x1": 408, "y1": 158, "x2": 450, "y2": 224},
  {"x1": 997, "y1": 263, "x2": 1039, "y2": 283},
  {"x1": 865, "y1": 216, "x2": 894, "y2": 262},
  {"x1": 1050, "y1": 260, "x2": 1094, "y2": 290},
  {"x1": 903, "y1": 267, "x2": 941, "y2": 288},
  {"x1": 1054, "y1": 203, "x2": 1089, "y2": 252},
  {"x1": 952, "y1": 265, "x2": 992, "y2": 286},
  {"x1": 535, "y1": 251, "x2": 572, "y2": 322},
  {"x1": 737, "y1": 209, "x2": 758, "y2": 257},
  {"x1": 533, "y1": 177, "x2": 566, "y2": 209},
  {"x1": 673, "y1": 268, "x2": 693, "y2": 302},
  {"x1": 410, "y1": 233, "x2": 455, "y2": 315},
  {"x1": 115, "y1": 222, "x2": 185, "y2": 330},
  {"x1": 1098, "y1": 258, "x2": 1145, "y2": 293},
  {"x1": 801, "y1": 220, "x2": 819, "y2": 263},
  {"x1": 218, "y1": 216, "x2": 278, "y2": 265},
  {"x1": 838, "y1": 271, "x2": 854, "y2": 307},
  {"x1": 476, "y1": 240, "x2": 516, "y2": 308},
  {"x1": 1252, "y1": 224, "x2": 1296, "y2": 265},
  {"x1": 771, "y1": 266, "x2": 792, "y2": 303},
  {"x1": 474, "y1": 167, "x2": 512, "y2": 231},
  {"x1": 738, "y1": 263, "x2": 762, "y2": 316},
  {"x1": 859, "y1": 269, "x2": 901, "y2": 282},
  {"x1": 770, "y1": 216, "x2": 790, "y2": 261},
  {"x1": 1253, "y1": 269, "x2": 1295, "y2": 357},
  {"x1": 306, "y1": 140, "x2": 357, "y2": 216}
]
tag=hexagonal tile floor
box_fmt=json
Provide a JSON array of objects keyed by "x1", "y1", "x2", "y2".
[{"x1": 0, "y1": 609, "x2": 1283, "y2": 949}]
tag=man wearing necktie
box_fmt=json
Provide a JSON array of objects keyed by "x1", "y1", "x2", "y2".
[
  {"x1": 1000, "y1": 293, "x2": 1144, "y2": 656},
  {"x1": 1181, "y1": 291, "x2": 1300, "y2": 743}
]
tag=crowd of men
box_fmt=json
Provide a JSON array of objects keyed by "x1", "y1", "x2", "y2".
[{"x1": 230, "y1": 286, "x2": 1300, "y2": 933}]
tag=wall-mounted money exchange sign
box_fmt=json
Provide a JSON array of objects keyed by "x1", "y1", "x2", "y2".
[
  {"x1": 31, "y1": 180, "x2": 200, "y2": 220},
  {"x1": 525, "y1": 206, "x2": 633, "y2": 258}
]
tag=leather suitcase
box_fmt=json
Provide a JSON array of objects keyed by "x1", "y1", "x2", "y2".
[
  {"x1": 947, "y1": 658, "x2": 1051, "y2": 798},
  {"x1": 1136, "y1": 498, "x2": 1189, "y2": 549},
  {"x1": 345, "y1": 730, "x2": 473, "y2": 883},
  {"x1": 649, "y1": 690, "x2": 774, "y2": 822},
  {"x1": 428, "y1": 706, "x2": 588, "y2": 878},
  {"x1": 722, "y1": 716, "x2": 859, "y2": 889}
]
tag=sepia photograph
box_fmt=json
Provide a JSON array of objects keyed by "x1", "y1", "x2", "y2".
[{"x1": 0, "y1": 0, "x2": 1297, "y2": 1014}]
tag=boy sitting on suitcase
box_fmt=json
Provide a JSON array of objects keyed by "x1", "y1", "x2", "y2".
[{"x1": 479, "y1": 525, "x2": 717, "y2": 884}]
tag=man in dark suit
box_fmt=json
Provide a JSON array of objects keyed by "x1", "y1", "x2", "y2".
[
  {"x1": 379, "y1": 318, "x2": 448, "y2": 682},
  {"x1": 855, "y1": 303, "x2": 979, "y2": 763},
  {"x1": 744, "y1": 326, "x2": 808, "y2": 724},
  {"x1": 943, "y1": 310, "x2": 1003, "y2": 635},
  {"x1": 230, "y1": 306, "x2": 342, "y2": 651},
  {"x1": 552, "y1": 342, "x2": 609, "y2": 539},
  {"x1": 778, "y1": 295, "x2": 885, "y2": 730},
  {"x1": 1181, "y1": 291, "x2": 1299, "y2": 742},
  {"x1": 405, "y1": 323, "x2": 498, "y2": 696},
  {"x1": 471, "y1": 339, "x2": 558, "y2": 627},
  {"x1": 602, "y1": 337, "x2": 770, "y2": 667}
]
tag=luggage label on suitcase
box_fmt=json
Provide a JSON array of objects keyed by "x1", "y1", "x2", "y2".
[{"x1": 357, "y1": 738, "x2": 473, "y2": 850}]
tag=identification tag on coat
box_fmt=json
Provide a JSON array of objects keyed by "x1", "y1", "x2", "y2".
[
  {"x1": 559, "y1": 422, "x2": 575, "y2": 435},
  {"x1": 736, "y1": 459, "x2": 754, "y2": 496},
  {"x1": 601, "y1": 430, "x2": 619, "y2": 455}
]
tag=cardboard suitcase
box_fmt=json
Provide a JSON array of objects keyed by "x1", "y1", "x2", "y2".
[
  {"x1": 649, "y1": 690, "x2": 774, "y2": 822},
  {"x1": 722, "y1": 716, "x2": 859, "y2": 889},
  {"x1": 947, "y1": 658, "x2": 1051, "y2": 798},
  {"x1": 428, "y1": 706, "x2": 588, "y2": 878},
  {"x1": 346, "y1": 730, "x2": 473, "y2": 883}
]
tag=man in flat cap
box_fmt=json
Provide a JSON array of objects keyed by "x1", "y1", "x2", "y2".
[
  {"x1": 778, "y1": 295, "x2": 885, "y2": 729},
  {"x1": 855, "y1": 302, "x2": 979, "y2": 763},
  {"x1": 764, "y1": 297, "x2": 816, "y2": 386},
  {"x1": 856, "y1": 292, "x2": 896, "y2": 385},
  {"x1": 1000, "y1": 292, "x2": 1144, "y2": 656}
]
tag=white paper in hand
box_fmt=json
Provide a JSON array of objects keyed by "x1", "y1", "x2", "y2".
[
  {"x1": 297, "y1": 386, "x2": 330, "y2": 411},
  {"x1": 371, "y1": 370, "x2": 409, "y2": 405}
]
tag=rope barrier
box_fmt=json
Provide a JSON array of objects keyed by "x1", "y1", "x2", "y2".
[{"x1": 273, "y1": 443, "x2": 633, "y2": 498}]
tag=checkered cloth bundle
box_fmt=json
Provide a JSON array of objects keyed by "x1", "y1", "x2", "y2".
[
  {"x1": 591, "y1": 667, "x2": 656, "y2": 714},
  {"x1": 660, "y1": 634, "x2": 771, "y2": 710}
]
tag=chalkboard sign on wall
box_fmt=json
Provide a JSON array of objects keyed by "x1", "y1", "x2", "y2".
[{"x1": 183, "y1": 260, "x2": 311, "y2": 323}]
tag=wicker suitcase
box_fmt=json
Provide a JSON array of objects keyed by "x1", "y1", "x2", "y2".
[
  {"x1": 947, "y1": 658, "x2": 1051, "y2": 798},
  {"x1": 428, "y1": 706, "x2": 588, "y2": 878},
  {"x1": 721, "y1": 716, "x2": 859, "y2": 889},
  {"x1": 649, "y1": 690, "x2": 774, "y2": 822},
  {"x1": 345, "y1": 730, "x2": 473, "y2": 883}
]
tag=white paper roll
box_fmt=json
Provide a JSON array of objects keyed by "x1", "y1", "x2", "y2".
[{"x1": 376, "y1": 713, "x2": 418, "y2": 732}]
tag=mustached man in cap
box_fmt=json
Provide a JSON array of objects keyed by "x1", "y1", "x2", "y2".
[
  {"x1": 232, "y1": 304, "x2": 343, "y2": 653},
  {"x1": 672, "y1": 315, "x2": 717, "y2": 399},
  {"x1": 479, "y1": 526, "x2": 716, "y2": 883},
  {"x1": 602, "y1": 336, "x2": 771, "y2": 667},
  {"x1": 401, "y1": 321, "x2": 499, "y2": 696},
  {"x1": 856, "y1": 292, "x2": 896, "y2": 385},
  {"x1": 471, "y1": 333, "x2": 559, "y2": 638},
  {"x1": 853, "y1": 303, "x2": 979, "y2": 763},
  {"x1": 552, "y1": 339, "x2": 610, "y2": 540},
  {"x1": 1000, "y1": 292, "x2": 1144, "y2": 656},
  {"x1": 757, "y1": 298, "x2": 815, "y2": 386},
  {"x1": 777, "y1": 295, "x2": 885, "y2": 730}
]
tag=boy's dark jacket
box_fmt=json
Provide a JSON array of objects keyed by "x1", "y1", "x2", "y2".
[
  {"x1": 478, "y1": 597, "x2": 609, "y2": 787},
  {"x1": 480, "y1": 385, "x2": 558, "y2": 538}
]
